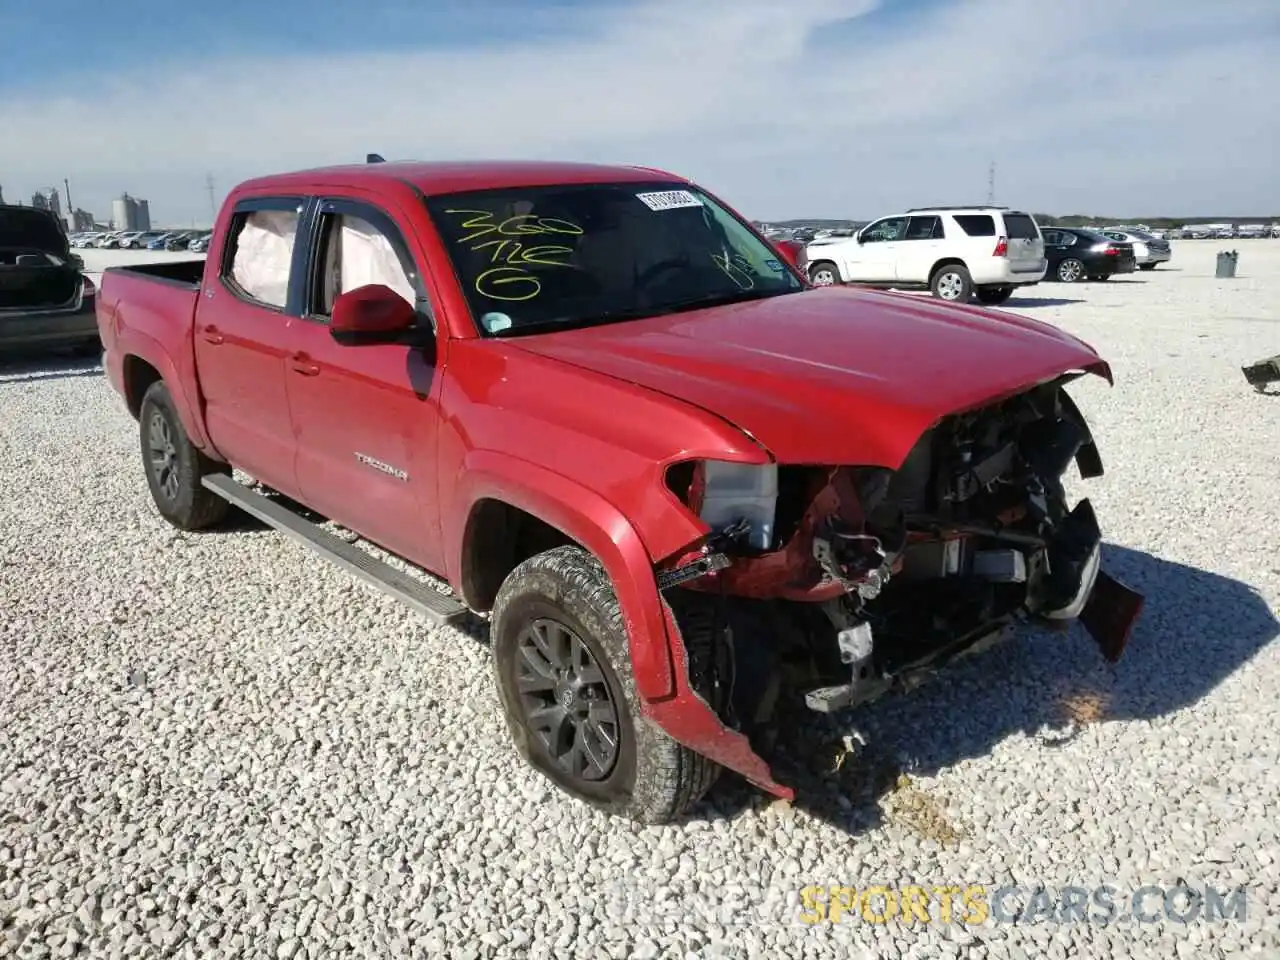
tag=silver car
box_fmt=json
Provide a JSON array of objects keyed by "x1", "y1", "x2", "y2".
[{"x1": 1103, "y1": 228, "x2": 1171, "y2": 271}]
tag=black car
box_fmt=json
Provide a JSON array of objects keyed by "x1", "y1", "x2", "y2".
[
  {"x1": 1041, "y1": 227, "x2": 1137, "y2": 283},
  {"x1": 0, "y1": 204, "x2": 98, "y2": 353}
]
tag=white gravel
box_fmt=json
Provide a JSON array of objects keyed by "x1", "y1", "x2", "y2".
[{"x1": 3, "y1": 241, "x2": 1278, "y2": 958}]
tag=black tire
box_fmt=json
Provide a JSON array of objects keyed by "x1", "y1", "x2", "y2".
[
  {"x1": 1139, "y1": 263, "x2": 1157, "y2": 271},
  {"x1": 138, "y1": 380, "x2": 230, "y2": 530},
  {"x1": 491, "y1": 545, "x2": 722, "y2": 824},
  {"x1": 975, "y1": 285, "x2": 1014, "y2": 305},
  {"x1": 1056, "y1": 258, "x2": 1085, "y2": 283},
  {"x1": 807, "y1": 260, "x2": 840, "y2": 286},
  {"x1": 930, "y1": 263, "x2": 972, "y2": 302},
  {"x1": 1088, "y1": 274, "x2": 1110, "y2": 282}
]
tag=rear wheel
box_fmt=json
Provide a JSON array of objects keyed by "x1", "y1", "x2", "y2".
[
  {"x1": 1139, "y1": 263, "x2": 1157, "y2": 271},
  {"x1": 138, "y1": 381, "x2": 230, "y2": 530},
  {"x1": 975, "y1": 285, "x2": 1014, "y2": 305},
  {"x1": 930, "y1": 264, "x2": 972, "y2": 302},
  {"x1": 808, "y1": 261, "x2": 840, "y2": 286},
  {"x1": 491, "y1": 545, "x2": 722, "y2": 823},
  {"x1": 1056, "y1": 258, "x2": 1085, "y2": 282}
]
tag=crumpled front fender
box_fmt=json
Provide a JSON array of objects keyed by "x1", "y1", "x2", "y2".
[{"x1": 642, "y1": 601, "x2": 794, "y2": 800}]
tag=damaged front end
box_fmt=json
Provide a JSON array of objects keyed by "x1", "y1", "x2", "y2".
[{"x1": 654, "y1": 374, "x2": 1144, "y2": 776}]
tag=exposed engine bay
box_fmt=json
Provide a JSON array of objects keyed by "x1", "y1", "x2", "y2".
[{"x1": 660, "y1": 374, "x2": 1145, "y2": 736}]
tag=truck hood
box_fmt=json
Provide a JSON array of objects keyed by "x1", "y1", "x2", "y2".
[{"x1": 511, "y1": 286, "x2": 1111, "y2": 467}]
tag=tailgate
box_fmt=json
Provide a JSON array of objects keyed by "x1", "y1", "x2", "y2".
[{"x1": 1002, "y1": 213, "x2": 1044, "y2": 266}]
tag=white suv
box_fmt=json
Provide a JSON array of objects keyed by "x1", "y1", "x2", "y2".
[{"x1": 801, "y1": 206, "x2": 1048, "y2": 304}]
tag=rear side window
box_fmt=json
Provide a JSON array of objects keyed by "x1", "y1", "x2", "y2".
[
  {"x1": 1003, "y1": 214, "x2": 1040, "y2": 239},
  {"x1": 222, "y1": 203, "x2": 302, "y2": 310},
  {"x1": 952, "y1": 215, "x2": 995, "y2": 237}
]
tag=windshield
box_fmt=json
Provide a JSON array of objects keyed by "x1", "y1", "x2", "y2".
[{"x1": 424, "y1": 181, "x2": 804, "y2": 336}]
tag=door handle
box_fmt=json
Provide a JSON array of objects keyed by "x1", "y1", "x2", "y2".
[
  {"x1": 289, "y1": 354, "x2": 320, "y2": 376},
  {"x1": 201, "y1": 326, "x2": 224, "y2": 345}
]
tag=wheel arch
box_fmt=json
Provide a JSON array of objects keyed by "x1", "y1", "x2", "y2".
[
  {"x1": 929, "y1": 256, "x2": 969, "y2": 280},
  {"x1": 448, "y1": 451, "x2": 676, "y2": 701}
]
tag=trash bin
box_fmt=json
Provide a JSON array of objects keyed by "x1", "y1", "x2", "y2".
[{"x1": 1216, "y1": 250, "x2": 1239, "y2": 278}]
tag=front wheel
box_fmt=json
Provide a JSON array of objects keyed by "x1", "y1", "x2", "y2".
[
  {"x1": 807, "y1": 261, "x2": 841, "y2": 286},
  {"x1": 138, "y1": 381, "x2": 230, "y2": 530},
  {"x1": 491, "y1": 546, "x2": 722, "y2": 824},
  {"x1": 930, "y1": 264, "x2": 973, "y2": 301},
  {"x1": 975, "y1": 285, "x2": 1014, "y2": 305}
]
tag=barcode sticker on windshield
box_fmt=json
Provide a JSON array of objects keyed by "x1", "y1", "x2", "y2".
[{"x1": 636, "y1": 190, "x2": 703, "y2": 211}]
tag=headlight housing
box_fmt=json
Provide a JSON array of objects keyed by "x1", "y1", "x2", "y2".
[{"x1": 666, "y1": 459, "x2": 778, "y2": 551}]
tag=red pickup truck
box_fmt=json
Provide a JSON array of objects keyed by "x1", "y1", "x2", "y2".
[{"x1": 97, "y1": 160, "x2": 1143, "y2": 823}]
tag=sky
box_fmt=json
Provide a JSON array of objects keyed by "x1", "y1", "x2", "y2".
[{"x1": 1, "y1": 0, "x2": 1277, "y2": 226}]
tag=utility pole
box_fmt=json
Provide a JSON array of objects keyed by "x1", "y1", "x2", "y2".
[
  {"x1": 205, "y1": 174, "x2": 216, "y2": 225},
  {"x1": 987, "y1": 161, "x2": 997, "y2": 205}
]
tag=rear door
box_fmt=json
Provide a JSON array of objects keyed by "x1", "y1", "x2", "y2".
[
  {"x1": 895, "y1": 215, "x2": 945, "y2": 283},
  {"x1": 285, "y1": 192, "x2": 448, "y2": 574},
  {"x1": 1000, "y1": 212, "x2": 1045, "y2": 273},
  {"x1": 194, "y1": 195, "x2": 307, "y2": 496}
]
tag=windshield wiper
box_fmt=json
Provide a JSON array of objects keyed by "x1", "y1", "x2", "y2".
[
  {"x1": 494, "y1": 287, "x2": 796, "y2": 338},
  {"x1": 650, "y1": 287, "x2": 793, "y2": 316}
]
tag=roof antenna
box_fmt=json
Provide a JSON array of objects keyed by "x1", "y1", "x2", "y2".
[{"x1": 366, "y1": 153, "x2": 386, "y2": 164}]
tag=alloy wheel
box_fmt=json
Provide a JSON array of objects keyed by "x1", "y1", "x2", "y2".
[
  {"x1": 514, "y1": 618, "x2": 620, "y2": 782},
  {"x1": 1058, "y1": 260, "x2": 1083, "y2": 282},
  {"x1": 936, "y1": 271, "x2": 965, "y2": 300},
  {"x1": 147, "y1": 410, "x2": 180, "y2": 502}
]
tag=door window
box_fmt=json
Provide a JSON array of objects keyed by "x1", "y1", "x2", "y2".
[
  {"x1": 904, "y1": 216, "x2": 943, "y2": 240},
  {"x1": 860, "y1": 217, "x2": 907, "y2": 243},
  {"x1": 222, "y1": 205, "x2": 303, "y2": 310},
  {"x1": 307, "y1": 205, "x2": 422, "y2": 320}
]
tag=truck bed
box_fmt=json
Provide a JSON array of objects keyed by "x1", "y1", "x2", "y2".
[
  {"x1": 102, "y1": 259, "x2": 206, "y2": 289},
  {"x1": 97, "y1": 260, "x2": 207, "y2": 416}
]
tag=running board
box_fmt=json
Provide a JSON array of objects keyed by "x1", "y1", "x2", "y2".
[{"x1": 202, "y1": 474, "x2": 469, "y2": 625}]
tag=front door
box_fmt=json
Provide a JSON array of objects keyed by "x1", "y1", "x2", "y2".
[
  {"x1": 193, "y1": 196, "x2": 307, "y2": 496},
  {"x1": 845, "y1": 216, "x2": 906, "y2": 282},
  {"x1": 284, "y1": 195, "x2": 447, "y2": 574}
]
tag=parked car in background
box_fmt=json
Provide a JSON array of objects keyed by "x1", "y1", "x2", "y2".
[
  {"x1": 0, "y1": 203, "x2": 98, "y2": 352},
  {"x1": 121, "y1": 231, "x2": 163, "y2": 249},
  {"x1": 164, "y1": 233, "x2": 196, "y2": 251},
  {"x1": 95, "y1": 159, "x2": 1140, "y2": 822},
  {"x1": 187, "y1": 231, "x2": 213, "y2": 253},
  {"x1": 1042, "y1": 228, "x2": 1136, "y2": 282},
  {"x1": 1103, "y1": 228, "x2": 1171, "y2": 271},
  {"x1": 802, "y1": 206, "x2": 1047, "y2": 304}
]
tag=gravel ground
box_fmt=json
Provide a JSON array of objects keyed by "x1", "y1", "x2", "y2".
[{"x1": 3, "y1": 241, "x2": 1278, "y2": 958}]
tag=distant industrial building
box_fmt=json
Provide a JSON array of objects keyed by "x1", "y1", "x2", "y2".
[
  {"x1": 70, "y1": 208, "x2": 95, "y2": 231},
  {"x1": 111, "y1": 193, "x2": 151, "y2": 231}
]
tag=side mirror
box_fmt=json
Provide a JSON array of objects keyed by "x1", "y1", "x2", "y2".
[{"x1": 330, "y1": 283, "x2": 416, "y2": 346}]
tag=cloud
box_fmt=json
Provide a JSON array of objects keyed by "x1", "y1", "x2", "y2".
[{"x1": 2, "y1": 0, "x2": 1276, "y2": 223}]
